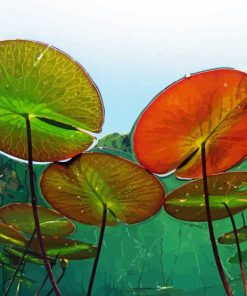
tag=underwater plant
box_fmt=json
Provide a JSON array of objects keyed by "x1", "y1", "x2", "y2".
[
  {"x1": 133, "y1": 68, "x2": 247, "y2": 296},
  {"x1": 0, "y1": 39, "x2": 104, "y2": 294},
  {"x1": 40, "y1": 152, "x2": 166, "y2": 295}
]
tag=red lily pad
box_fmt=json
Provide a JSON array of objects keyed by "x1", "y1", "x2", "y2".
[{"x1": 133, "y1": 69, "x2": 247, "y2": 178}]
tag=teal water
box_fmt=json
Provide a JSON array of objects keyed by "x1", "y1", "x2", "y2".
[{"x1": 0, "y1": 138, "x2": 246, "y2": 296}]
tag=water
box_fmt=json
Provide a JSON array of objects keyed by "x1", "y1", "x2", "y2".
[{"x1": 0, "y1": 137, "x2": 246, "y2": 296}]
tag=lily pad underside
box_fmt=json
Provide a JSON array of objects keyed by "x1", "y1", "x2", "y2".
[
  {"x1": 0, "y1": 203, "x2": 75, "y2": 236},
  {"x1": 218, "y1": 225, "x2": 247, "y2": 244},
  {"x1": 0, "y1": 222, "x2": 26, "y2": 247},
  {"x1": 0, "y1": 39, "x2": 104, "y2": 161},
  {"x1": 41, "y1": 152, "x2": 165, "y2": 226},
  {"x1": 164, "y1": 172, "x2": 247, "y2": 221},
  {"x1": 4, "y1": 246, "x2": 53, "y2": 265},
  {"x1": 133, "y1": 68, "x2": 247, "y2": 178},
  {"x1": 31, "y1": 236, "x2": 97, "y2": 260},
  {"x1": 228, "y1": 250, "x2": 247, "y2": 264}
]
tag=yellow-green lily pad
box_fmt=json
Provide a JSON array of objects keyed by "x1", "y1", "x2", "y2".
[
  {"x1": 31, "y1": 236, "x2": 97, "y2": 260},
  {"x1": 0, "y1": 222, "x2": 26, "y2": 247},
  {"x1": 0, "y1": 203, "x2": 75, "y2": 236},
  {"x1": 41, "y1": 152, "x2": 165, "y2": 226},
  {"x1": 164, "y1": 172, "x2": 247, "y2": 221},
  {"x1": 4, "y1": 246, "x2": 53, "y2": 265},
  {"x1": 0, "y1": 39, "x2": 104, "y2": 161}
]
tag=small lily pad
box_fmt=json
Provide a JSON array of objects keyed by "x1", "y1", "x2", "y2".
[
  {"x1": 164, "y1": 172, "x2": 247, "y2": 221},
  {"x1": 228, "y1": 250, "x2": 247, "y2": 264},
  {"x1": 41, "y1": 152, "x2": 165, "y2": 226},
  {"x1": 0, "y1": 203, "x2": 75, "y2": 236},
  {"x1": 4, "y1": 246, "x2": 53, "y2": 265},
  {"x1": 0, "y1": 39, "x2": 104, "y2": 161},
  {"x1": 31, "y1": 236, "x2": 97, "y2": 260},
  {"x1": 0, "y1": 222, "x2": 26, "y2": 247},
  {"x1": 218, "y1": 226, "x2": 247, "y2": 244}
]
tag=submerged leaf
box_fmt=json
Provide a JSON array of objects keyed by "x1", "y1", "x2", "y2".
[
  {"x1": 0, "y1": 203, "x2": 75, "y2": 236},
  {"x1": 41, "y1": 152, "x2": 165, "y2": 226},
  {"x1": 218, "y1": 226, "x2": 247, "y2": 244},
  {"x1": 164, "y1": 172, "x2": 247, "y2": 221},
  {"x1": 0, "y1": 39, "x2": 104, "y2": 161},
  {"x1": 228, "y1": 250, "x2": 247, "y2": 264},
  {"x1": 31, "y1": 236, "x2": 97, "y2": 260}
]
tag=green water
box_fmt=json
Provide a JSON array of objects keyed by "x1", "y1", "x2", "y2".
[{"x1": 0, "y1": 142, "x2": 246, "y2": 296}]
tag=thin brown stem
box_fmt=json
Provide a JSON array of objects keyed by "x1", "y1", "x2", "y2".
[
  {"x1": 223, "y1": 202, "x2": 247, "y2": 295},
  {"x1": 201, "y1": 142, "x2": 232, "y2": 296},
  {"x1": 5, "y1": 229, "x2": 36, "y2": 296},
  {"x1": 87, "y1": 204, "x2": 107, "y2": 296},
  {"x1": 25, "y1": 116, "x2": 60, "y2": 296}
]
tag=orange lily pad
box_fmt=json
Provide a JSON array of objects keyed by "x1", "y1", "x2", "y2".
[
  {"x1": 0, "y1": 203, "x2": 75, "y2": 236},
  {"x1": 164, "y1": 172, "x2": 247, "y2": 221},
  {"x1": 133, "y1": 68, "x2": 247, "y2": 178},
  {"x1": 41, "y1": 152, "x2": 165, "y2": 226},
  {"x1": 0, "y1": 40, "x2": 104, "y2": 161}
]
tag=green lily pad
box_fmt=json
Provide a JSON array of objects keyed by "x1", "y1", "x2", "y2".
[
  {"x1": 0, "y1": 39, "x2": 104, "y2": 161},
  {"x1": 218, "y1": 226, "x2": 247, "y2": 244},
  {"x1": 164, "y1": 172, "x2": 247, "y2": 221},
  {"x1": 0, "y1": 222, "x2": 26, "y2": 247},
  {"x1": 0, "y1": 203, "x2": 75, "y2": 236},
  {"x1": 228, "y1": 250, "x2": 247, "y2": 264},
  {"x1": 4, "y1": 246, "x2": 53, "y2": 265},
  {"x1": 41, "y1": 152, "x2": 165, "y2": 226},
  {"x1": 0, "y1": 252, "x2": 11, "y2": 265},
  {"x1": 31, "y1": 236, "x2": 97, "y2": 260}
]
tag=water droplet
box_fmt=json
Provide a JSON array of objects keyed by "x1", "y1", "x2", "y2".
[
  {"x1": 58, "y1": 186, "x2": 61, "y2": 190},
  {"x1": 5, "y1": 84, "x2": 9, "y2": 89},
  {"x1": 185, "y1": 73, "x2": 191, "y2": 78}
]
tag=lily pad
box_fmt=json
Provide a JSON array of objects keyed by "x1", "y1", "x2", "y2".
[
  {"x1": 164, "y1": 172, "x2": 247, "y2": 221},
  {"x1": 133, "y1": 68, "x2": 247, "y2": 178},
  {"x1": 228, "y1": 250, "x2": 247, "y2": 264},
  {"x1": 41, "y1": 152, "x2": 165, "y2": 226},
  {"x1": 0, "y1": 39, "x2": 104, "y2": 161},
  {"x1": 0, "y1": 222, "x2": 26, "y2": 247},
  {"x1": 0, "y1": 203, "x2": 75, "y2": 236},
  {"x1": 31, "y1": 236, "x2": 97, "y2": 260},
  {"x1": 0, "y1": 252, "x2": 11, "y2": 265},
  {"x1": 4, "y1": 246, "x2": 53, "y2": 265},
  {"x1": 218, "y1": 226, "x2": 247, "y2": 244}
]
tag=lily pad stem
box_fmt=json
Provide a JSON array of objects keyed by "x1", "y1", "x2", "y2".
[
  {"x1": 87, "y1": 204, "x2": 107, "y2": 296},
  {"x1": 223, "y1": 202, "x2": 247, "y2": 295},
  {"x1": 35, "y1": 254, "x2": 59, "y2": 296},
  {"x1": 5, "y1": 229, "x2": 36, "y2": 296},
  {"x1": 25, "y1": 116, "x2": 60, "y2": 296},
  {"x1": 46, "y1": 267, "x2": 66, "y2": 296},
  {"x1": 201, "y1": 142, "x2": 232, "y2": 296}
]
